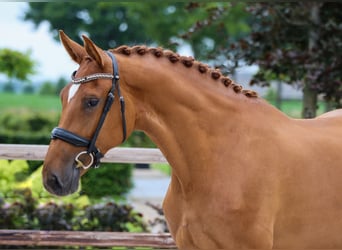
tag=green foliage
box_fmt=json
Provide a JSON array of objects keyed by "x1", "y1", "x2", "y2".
[
  {"x1": 81, "y1": 163, "x2": 133, "y2": 199},
  {"x1": 182, "y1": 3, "x2": 342, "y2": 111},
  {"x1": 0, "y1": 48, "x2": 36, "y2": 81},
  {"x1": 151, "y1": 163, "x2": 171, "y2": 176},
  {"x1": 2, "y1": 82, "x2": 15, "y2": 93},
  {"x1": 0, "y1": 161, "x2": 86, "y2": 206},
  {"x1": 178, "y1": 2, "x2": 251, "y2": 60},
  {"x1": 0, "y1": 189, "x2": 147, "y2": 232},
  {"x1": 39, "y1": 80, "x2": 56, "y2": 95},
  {"x1": 0, "y1": 156, "x2": 133, "y2": 205},
  {"x1": 22, "y1": 83, "x2": 35, "y2": 94},
  {"x1": 23, "y1": 2, "x2": 249, "y2": 59},
  {"x1": 0, "y1": 111, "x2": 57, "y2": 144},
  {"x1": 79, "y1": 202, "x2": 147, "y2": 232},
  {"x1": 123, "y1": 3, "x2": 198, "y2": 50},
  {"x1": 0, "y1": 161, "x2": 141, "y2": 236},
  {"x1": 24, "y1": 2, "x2": 154, "y2": 48},
  {"x1": 39, "y1": 77, "x2": 68, "y2": 96},
  {"x1": 0, "y1": 111, "x2": 54, "y2": 133},
  {"x1": 5, "y1": 159, "x2": 133, "y2": 205},
  {"x1": 264, "y1": 87, "x2": 277, "y2": 104},
  {"x1": 125, "y1": 131, "x2": 155, "y2": 148},
  {"x1": 55, "y1": 77, "x2": 68, "y2": 95},
  {"x1": 239, "y1": 3, "x2": 342, "y2": 91},
  {"x1": 0, "y1": 160, "x2": 29, "y2": 195}
]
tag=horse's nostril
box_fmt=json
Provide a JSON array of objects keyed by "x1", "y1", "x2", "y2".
[
  {"x1": 46, "y1": 173, "x2": 64, "y2": 192},
  {"x1": 53, "y1": 174, "x2": 64, "y2": 188}
]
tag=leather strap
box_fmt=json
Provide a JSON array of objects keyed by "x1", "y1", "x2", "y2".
[{"x1": 50, "y1": 51, "x2": 126, "y2": 169}]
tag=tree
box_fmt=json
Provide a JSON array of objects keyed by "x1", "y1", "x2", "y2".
[
  {"x1": 26, "y1": 2, "x2": 342, "y2": 118},
  {"x1": 0, "y1": 48, "x2": 36, "y2": 81},
  {"x1": 178, "y1": 3, "x2": 251, "y2": 61},
  {"x1": 23, "y1": 2, "x2": 249, "y2": 58},
  {"x1": 39, "y1": 80, "x2": 55, "y2": 95},
  {"x1": 242, "y1": 2, "x2": 342, "y2": 118},
  {"x1": 126, "y1": 2, "x2": 251, "y2": 60},
  {"x1": 23, "y1": 2, "x2": 186, "y2": 49},
  {"x1": 182, "y1": 2, "x2": 342, "y2": 118},
  {"x1": 55, "y1": 77, "x2": 67, "y2": 95}
]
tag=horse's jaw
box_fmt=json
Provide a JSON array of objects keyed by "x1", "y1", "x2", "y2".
[{"x1": 42, "y1": 162, "x2": 81, "y2": 196}]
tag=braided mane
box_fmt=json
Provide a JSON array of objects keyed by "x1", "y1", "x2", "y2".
[{"x1": 112, "y1": 45, "x2": 258, "y2": 98}]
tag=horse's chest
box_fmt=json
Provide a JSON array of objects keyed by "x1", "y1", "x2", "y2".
[
  {"x1": 162, "y1": 175, "x2": 277, "y2": 248},
  {"x1": 163, "y1": 194, "x2": 220, "y2": 249},
  {"x1": 162, "y1": 180, "x2": 240, "y2": 248}
]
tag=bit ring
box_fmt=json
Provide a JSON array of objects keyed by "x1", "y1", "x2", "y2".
[{"x1": 75, "y1": 151, "x2": 94, "y2": 169}]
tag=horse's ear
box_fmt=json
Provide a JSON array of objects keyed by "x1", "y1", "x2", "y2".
[
  {"x1": 59, "y1": 30, "x2": 86, "y2": 64},
  {"x1": 82, "y1": 35, "x2": 105, "y2": 68}
]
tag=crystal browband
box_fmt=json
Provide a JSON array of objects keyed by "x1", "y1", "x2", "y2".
[{"x1": 71, "y1": 73, "x2": 115, "y2": 84}]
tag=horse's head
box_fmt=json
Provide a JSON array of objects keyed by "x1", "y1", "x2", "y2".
[{"x1": 43, "y1": 31, "x2": 134, "y2": 196}]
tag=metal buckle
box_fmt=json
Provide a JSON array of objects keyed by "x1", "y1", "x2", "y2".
[{"x1": 75, "y1": 151, "x2": 94, "y2": 169}]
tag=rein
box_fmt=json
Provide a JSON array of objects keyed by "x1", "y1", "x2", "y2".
[{"x1": 50, "y1": 51, "x2": 127, "y2": 169}]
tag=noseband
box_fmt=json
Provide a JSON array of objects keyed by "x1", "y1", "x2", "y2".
[{"x1": 50, "y1": 51, "x2": 127, "y2": 169}]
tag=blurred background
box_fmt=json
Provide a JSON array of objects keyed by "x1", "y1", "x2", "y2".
[{"x1": 0, "y1": 2, "x2": 341, "y2": 240}]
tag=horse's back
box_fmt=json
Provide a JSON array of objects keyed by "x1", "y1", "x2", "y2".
[
  {"x1": 293, "y1": 108, "x2": 342, "y2": 134},
  {"x1": 274, "y1": 110, "x2": 342, "y2": 247},
  {"x1": 316, "y1": 108, "x2": 342, "y2": 119}
]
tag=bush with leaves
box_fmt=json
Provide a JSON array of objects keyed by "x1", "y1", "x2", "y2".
[
  {"x1": 0, "y1": 160, "x2": 29, "y2": 196},
  {"x1": 0, "y1": 189, "x2": 147, "y2": 232},
  {"x1": 81, "y1": 163, "x2": 133, "y2": 199},
  {"x1": 0, "y1": 112, "x2": 57, "y2": 145}
]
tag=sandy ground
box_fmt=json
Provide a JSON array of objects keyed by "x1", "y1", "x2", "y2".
[{"x1": 127, "y1": 168, "x2": 170, "y2": 233}]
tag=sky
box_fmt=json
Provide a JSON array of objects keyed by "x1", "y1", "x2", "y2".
[{"x1": 0, "y1": 2, "x2": 76, "y2": 82}]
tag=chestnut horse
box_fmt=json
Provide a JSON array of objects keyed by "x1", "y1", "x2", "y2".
[{"x1": 43, "y1": 31, "x2": 342, "y2": 249}]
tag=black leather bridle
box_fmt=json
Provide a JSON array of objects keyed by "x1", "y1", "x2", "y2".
[{"x1": 50, "y1": 51, "x2": 127, "y2": 169}]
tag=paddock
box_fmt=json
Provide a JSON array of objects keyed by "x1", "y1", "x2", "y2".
[{"x1": 0, "y1": 144, "x2": 176, "y2": 249}]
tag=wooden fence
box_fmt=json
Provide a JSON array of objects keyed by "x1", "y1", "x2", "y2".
[
  {"x1": 0, "y1": 144, "x2": 176, "y2": 249},
  {"x1": 0, "y1": 144, "x2": 168, "y2": 163}
]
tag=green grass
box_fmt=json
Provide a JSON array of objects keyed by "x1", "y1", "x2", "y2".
[
  {"x1": 267, "y1": 99, "x2": 326, "y2": 118},
  {"x1": 0, "y1": 92, "x2": 61, "y2": 114},
  {"x1": 151, "y1": 163, "x2": 171, "y2": 176}
]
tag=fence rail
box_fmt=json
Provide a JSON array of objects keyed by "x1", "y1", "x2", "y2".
[
  {"x1": 0, "y1": 144, "x2": 167, "y2": 163},
  {"x1": 0, "y1": 144, "x2": 175, "y2": 249},
  {"x1": 0, "y1": 230, "x2": 176, "y2": 248}
]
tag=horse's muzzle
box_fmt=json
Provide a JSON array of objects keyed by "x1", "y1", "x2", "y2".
[{"x1": 43, "y1": 165, "x2": 80, "y2": 196}]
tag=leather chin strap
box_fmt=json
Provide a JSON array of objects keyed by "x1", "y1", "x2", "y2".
[{"x1": 50, "y1": 51, "x2": 126, "y2": 169}]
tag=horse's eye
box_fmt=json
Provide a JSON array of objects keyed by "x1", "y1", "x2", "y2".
[{"x1": 86, "y1": 98, "x2": 99, "y2": 108}]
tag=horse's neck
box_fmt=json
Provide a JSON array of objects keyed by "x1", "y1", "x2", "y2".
[{"x1": 118, "y1": 53, "x2": 286, "y2": 187}]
